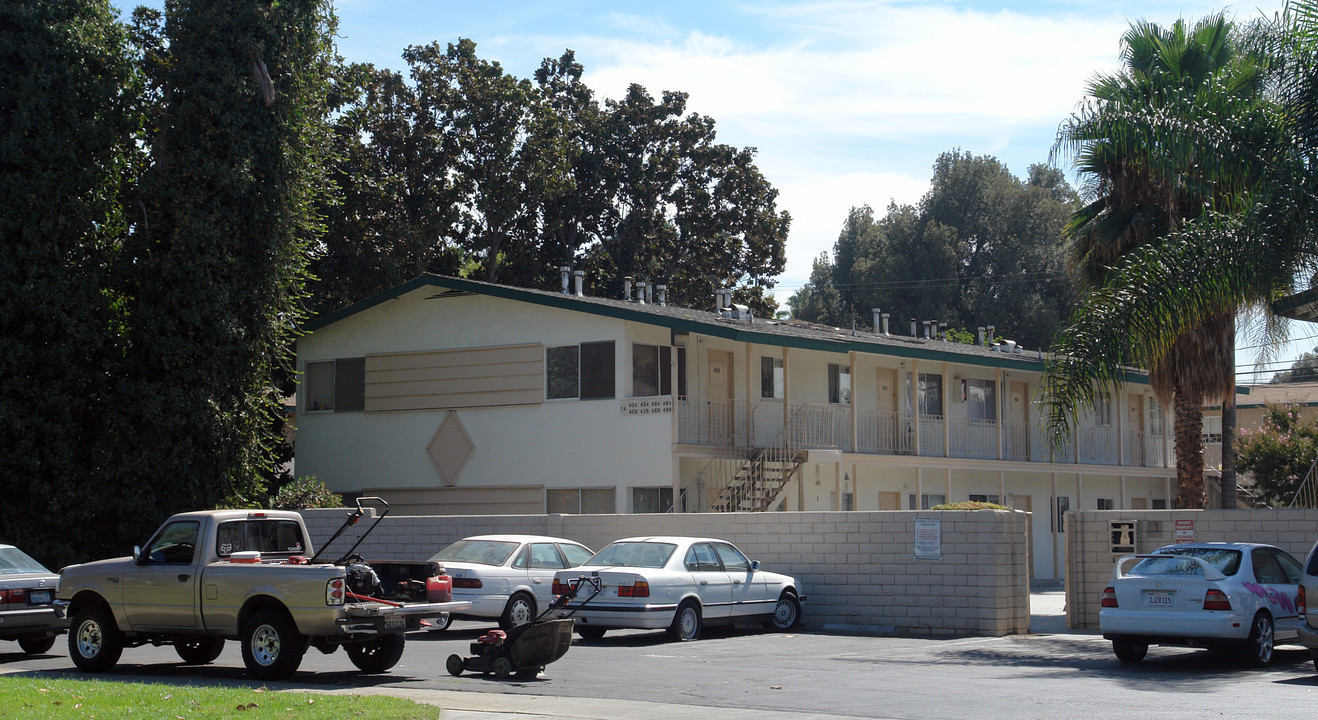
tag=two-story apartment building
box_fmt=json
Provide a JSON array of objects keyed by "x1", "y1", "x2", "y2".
[{"x1": 294, "y1": 273, "x2": 1177, "y2": 581}]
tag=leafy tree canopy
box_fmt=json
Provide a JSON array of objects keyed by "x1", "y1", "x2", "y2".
[
  {"x1": 788, "y1": 152, "x2": 1078, "y2": 349},
  {"x1": 1236, "y1": 403, "x2": 1318, "y2": 505}
]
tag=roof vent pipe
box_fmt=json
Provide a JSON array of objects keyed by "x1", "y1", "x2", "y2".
[
  {"x1": 656, "y1": 284, "x2": 667, "y2": 306},
  {"x1": 715, "y1": 290, "x2": 724, "y2": 314},
  {"x1": 637, "y1": 280, "x2": 647, "y2": 304},
  {"x1": 624, "y1": 276, "x2": 633, "y2": 302},
  {"x1": 560, "y1": 266, "x2": 571, "y2": 294},
  {"x1": 881, "y1": 313, "x2": 890, "y2": 335},
  {"x1": 938, "y1": 322, "x2": 947, "y2": 341},
  {"x1": 910, "y1": 317, "x2": 917, "y2": 336},
  {"x1": 977, "y1": 327, "x2": 985, "y2": 346},
  {"x1": 573, "y1": 270, "x2": 584, "y2": 297},
  {"x1": 923, "y1": 320, "x2": 932, "y2": 339},
  {"x1": 644, "y1": 281, "x2": 653, "y2": 304},
  {"x1": 986, "y1": 325, "x2": 995, "y2": 344},
  {"x1": 872, "y1": 308, "x2": 881, "y2": 332}
]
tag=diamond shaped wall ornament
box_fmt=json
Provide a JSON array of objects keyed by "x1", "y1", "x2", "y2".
[{"x1": 427, "y1": 411, "x2": 475, "y2": 486}]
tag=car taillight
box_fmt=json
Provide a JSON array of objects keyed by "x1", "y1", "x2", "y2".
[
  {"x1": 1204, "y1": 589, "x2": 1232, "y2": 611},
  {"x1": 1299, "y1": 585, "x2": 1307, "y2": 616},
  {"x1": 452, "y1": 577, "x2": 483, "y2": 589},
  {"x1": 552, "y1": 579, "x2": 569, "y2": 595},
  {"x1": 617, "y1": 581, "x2": 650, "y2": 598},
  {"x1": 1100, "y1": 586, "x2": 1118, "y2": 608},
  {"x1": 326, "y1": 577, "x2": 345, "y2": 606}
]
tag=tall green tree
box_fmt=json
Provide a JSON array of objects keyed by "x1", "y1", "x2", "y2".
[
  {"x1": 792, "y1": 152, "x2": 1076, "y2": 349},
  {"x1": 0, "y1": 0, "x2": 137, "y2": 565},
  {"x1": 1044, "y1": 10, "x2": 1303, "y2": 509},
  {"x1": 112, "y1": 0, "x2": 337, "y2": 537},
  {"x1": 1271, "y1": 347, "x2": 1318, "y2": 383}
]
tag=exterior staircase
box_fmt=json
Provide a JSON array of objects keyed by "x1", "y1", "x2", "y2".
[{"x1": 704, "y1": 447, "x2": 806, "y2": 512}]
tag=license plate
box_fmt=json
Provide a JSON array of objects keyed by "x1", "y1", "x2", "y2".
[
  {"x1": 28, "y1": 590, "x2": 51, "y2": 604},
  {"x1": 383, "y1": 615, "x2": 405, "y2": 631},
  {"x1": 1146, "y1": 591, "x2": 1174, "y2": 607}
]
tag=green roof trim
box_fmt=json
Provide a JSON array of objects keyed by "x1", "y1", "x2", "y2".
[{"x1": 301, "y1": 274, "x2": 1153, "y2": 385}]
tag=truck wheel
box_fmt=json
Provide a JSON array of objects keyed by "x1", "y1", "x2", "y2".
[
  {"x1": 499, "y1": 592, "x2": 536, "y2": 630},
  {"x1": 240, "y1": 609, "x2": 307, "y2": 681},
  {"x1": 176, "y1": 637, "x2": 226, "y2": 665},
  {"x1": 69, "y1": 605, "x2": 124, "y2": 672},
  {"x1": 446, "y1": 653, "x2": 465, "y2": 676},
  {"x1": 19, "y1": 636, "x2": 56, "y2": 655},
  {"x1": 346, "y1": 634, "x2": 405, "y2": 674}
]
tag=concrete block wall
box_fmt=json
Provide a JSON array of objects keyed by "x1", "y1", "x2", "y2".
[
  {"x1": 301, "y1": 508, "x2": 1031, "y2": 637},
  {"x1": 1065, "y1": 509, "x2": 1318, "y2": 630}
]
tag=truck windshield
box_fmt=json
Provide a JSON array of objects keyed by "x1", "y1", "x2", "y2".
[
  {"x1": 216, "y1": 520, "x2": 306, "y2": 557},
  {"x1": 430, "y1": 539, "x2": 519, "y2": 566}
]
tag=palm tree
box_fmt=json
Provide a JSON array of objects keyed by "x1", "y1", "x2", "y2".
[{"x1": 1049, "y1": 12, "x2": 1288, "y2": 508}]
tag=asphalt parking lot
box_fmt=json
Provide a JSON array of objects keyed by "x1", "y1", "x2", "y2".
[{"x1": 3, "y1": 593, "x2": 1316, "y2": 720}]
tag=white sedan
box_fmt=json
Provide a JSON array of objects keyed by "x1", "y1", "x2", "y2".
[
  {"x1": 429, "y1": 535, "x2": 594, "y2": 630},
  {"x1": 1099, "y1": 542, "x2": 1304, "y2": 665},
  {"x1": 551, "y1": 536, "x2": 803, "y2": 641}
]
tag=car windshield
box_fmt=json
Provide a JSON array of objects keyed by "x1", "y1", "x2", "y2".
[
  {"x1": 0, "y1": 547, "x2": 51, "y2": 575},
  {"x1": 1129, "y1": 547, "x2": 1242, "y2": 577},
  {"x1": 430, "y1": 539, "x2": 519, "y2": 566},
  {"x1": 586, "y1": 542, "x2": 676, "y2": 568}
]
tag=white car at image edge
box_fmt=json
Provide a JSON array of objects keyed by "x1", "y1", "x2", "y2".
[
  {"x1": 429, "y1": 534, "x2": 594, "y2": 630},
  {"x1": 551, "y1": 536, "x2": 803, "y2": 641},
  {"x1": 1099, "y1": 542, "x2": 1303, "y2": 665}
]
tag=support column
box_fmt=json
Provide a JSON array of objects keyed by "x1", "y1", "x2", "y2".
[
  {"x1": 1051, "y1": 471, "x2": 1060, "y2": 582},
  {"x1": 942, "y1": 361, "x2": 950, "y2": 458},
  {"x1": 849, "y1": 350, "x2": 858, "y2": 453}
]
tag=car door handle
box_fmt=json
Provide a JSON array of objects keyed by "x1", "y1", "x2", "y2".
[
  {"x1": 177, "y1": 574, "x2": 189, "y2": 582},
  {"x1": 699, "y1": 580, "x2": 709, "y2": 586},
  {"x1": 532, "y1": 578, "x2": 543, "y2": 583},
  {"x1": 733, "y1": 580, "x2": 742, "y2": 585}
]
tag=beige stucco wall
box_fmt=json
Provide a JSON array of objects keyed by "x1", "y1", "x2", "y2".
[
  {"x1": 1064, "y1": 509, "x2": 1318, "y2": 630},
  {"x1": 301, "y1": 508, "x2": 1031, "y2": 637}
]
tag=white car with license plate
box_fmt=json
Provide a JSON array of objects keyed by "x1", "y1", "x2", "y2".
[
  {"x1": 1099, "y1": 542, "x2": 1303, "y2": 665},
  {"x1": 0, "y1": 545, "x2": 64, "y2": 654},
  {"x1": 551, "y1": 536, "x2": 803, "y2": 641},
  {"x1": 429, "y1": 535, "x2": 594, "y2": 630}
]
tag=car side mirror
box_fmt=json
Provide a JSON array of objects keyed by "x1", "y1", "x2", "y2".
[
  {"x1": 133, "y1": 546, "x2": 146, "y2": 565},
  {"x1": 750, "y1": 560, "x2": 760, "y2": 572}
]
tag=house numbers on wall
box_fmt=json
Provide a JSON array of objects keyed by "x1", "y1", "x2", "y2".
[{"x1": 620, "y1": 397, "x2": 674, "y2": 416}]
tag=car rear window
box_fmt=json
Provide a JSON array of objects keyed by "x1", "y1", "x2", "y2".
[
  {"x1": 0, "y1": 547, "x2": 51, "y2": 575},
  {"x1": 430, "y1": 539, "x2": 519, "y2": 566},
  {"x1": 587, "y1": 542, "x2": 676, "y2": 568},
  {"x1": 215, "y1": 520, "x2": 307, "y2": 557},
  {"x1": 1129, "y1": 548, "x2": 1241, "y2": 576}
]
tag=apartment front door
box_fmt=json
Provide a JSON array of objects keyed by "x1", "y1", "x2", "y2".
[
  {"x1": 1127, "y1": 393, "x2": 1145, "y2": 465},
  {"x1": 707, "y1": 350, "x2": 734, "y2": 444},
  {"x1": 876, "y1": 368, "x2": 897, "y2": 452}
]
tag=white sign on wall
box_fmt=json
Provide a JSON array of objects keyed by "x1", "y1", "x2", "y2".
[
  {"x1": 914, "y1": 517, "x2": 942, "y2": 560},
  {"x1": 620, "y1": 397, "x2": 673, "y2": 416}
]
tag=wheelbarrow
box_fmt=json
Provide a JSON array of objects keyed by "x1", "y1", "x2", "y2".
[{"x1": 445, "y1": 577, "x2": 601, "y2": 680}]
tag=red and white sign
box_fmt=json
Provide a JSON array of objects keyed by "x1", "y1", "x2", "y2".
[{"x1": 1175, "y1": 519, "x2": 1195, "y2": 544}]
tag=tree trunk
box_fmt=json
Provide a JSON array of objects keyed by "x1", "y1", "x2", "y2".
[
  {"x1": 1220, "y1": 325, "x2": 1238, "y2": 509},
  {"x1": 1173, "y1": 386, "x2": 1206, "y2": 509}
]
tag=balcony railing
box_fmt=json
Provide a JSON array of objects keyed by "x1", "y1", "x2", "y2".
[
  {"x1": 789, "y1": 403, "x2": 852, "y2": 451},
  {"x1": 674, "y1": 398, "x2": 1166, "y2": 468}
]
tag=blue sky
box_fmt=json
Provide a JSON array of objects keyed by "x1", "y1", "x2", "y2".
[{"x1": 110, "y1": 0, "x2": 1305, "y2": 378}]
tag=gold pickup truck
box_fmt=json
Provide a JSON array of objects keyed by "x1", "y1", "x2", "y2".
[{"x1": 56, "y1": 501, "x2": 466, "y2": 680}]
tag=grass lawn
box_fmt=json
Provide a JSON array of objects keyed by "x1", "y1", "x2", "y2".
[{"x1": 0, "y1": 675, "x2": 437, "y2": 719}]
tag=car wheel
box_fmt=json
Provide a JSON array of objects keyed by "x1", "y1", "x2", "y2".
[
  {"x1": 69, "y1": 604, "x2": 124, "y2": 672},
  {"x1": 446, "y1": 653, "x2": 466, "y2": 676},
  {"x1": 499, "y1": 592, "x2": 536, "y2": 630},
  {"x1": 345, "y1": 634, "x2": 405, "y2": 674},
  {"x1": 1241, "y1": 613, "x2": 1275, "y2": 667},
  {"x1": 1112, "y1": 638, "x2": 1147, "y2": 664},
  {"x1": 764, "y1": 592, "x2": 801, "y2": 631},
  {"x1": 175, "y1": 637, "x2": 226, "y2": 665},
  {"x1": 19, "y1": 636, "x2": 57, "y2": 655},
  {"x1": 240, "y1": 609, "x2": 308, "y2": 681},
  {"x1": 576, "y1": 626, "x2": 607, "y2": 641},
  {"x1": 427, "y1": 614, "x2": 453, "y2": 632},
  {"x1": 667, "y1": 600, "x2": 701, "y2": 641},
  {"x1": 492, "y1": 655, "x2": 514, "y2": 679}
]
